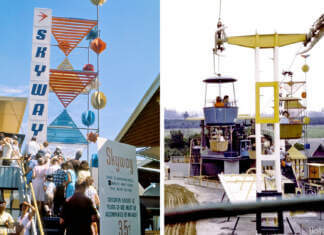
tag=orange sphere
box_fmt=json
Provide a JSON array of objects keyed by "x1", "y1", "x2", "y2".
[
  {"x1": 90, "y1": 38, "x2": 107, "y2": 54},
  {"x1": 301, "y1": 91, "x2": 307, "y2": 99}
]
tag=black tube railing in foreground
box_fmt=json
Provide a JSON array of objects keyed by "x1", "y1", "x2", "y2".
[{"x1": 165, "y1": 195, "x2": 324, "y2": 225}]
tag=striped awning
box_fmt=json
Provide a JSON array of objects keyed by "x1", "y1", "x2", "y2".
[
  {"x1": 49, "y1": 69, "x2": 97, "y2": 108},
  {"x1": 52, "y1": 17, "x2": 97, "y2": 56}
]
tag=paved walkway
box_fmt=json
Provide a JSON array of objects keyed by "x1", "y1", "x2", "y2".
[{"x1": 165, "y1": 175, "x2": 323, "y2": 234}]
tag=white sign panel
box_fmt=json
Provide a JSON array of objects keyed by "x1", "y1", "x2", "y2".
[
  {"x1": 26, "y1": 8, "x2": 52, "y2": 143},
  {"x1": 98, "y1": 138, "x2": 141, "y2": 235}
]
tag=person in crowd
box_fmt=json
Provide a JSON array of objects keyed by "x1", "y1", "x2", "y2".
[
  {"x1": 25, "y1": 152, "x2": 41, "y2": 185},
  {"x1": 53, "y1": 162, "x2": 67, "y2": 188},
  {"x1": 16, "y1": 201, "x2": 35, "y2": 235},
  {"x1": 0, "y1": 200, "x2": 14, "y2": 235},
  {"x1": 53, "y1": 162, "x2": 67, "y2": 216},
  {"x1": 78, "y1": 161, "x2": 91, "y2": 183},
  {"x1": 75, "y1": 150, "x2": 82, "y2": 161},
  {"x1": 32, "y1": 157, "x2": 48, "y2": 214},
  {"x1": 214, "y1": 96, "x2": 224, "y2": 107},
  {"x1": 2, "y1": 137, "x2": 13, "y2": 166},
  {"x1": 85, "y1": 176, "x2": 100, "y2": 235},
  {"x1": 11, "y1": 139, "x2": 21, "y2": 167},
  {"x1": 46, "y1": 157, "x2": 61, "y2": 176},
  {"x1": 60, "y1": 181, "x2": 98, "y2": 235},
  {"x1": 70, "y1": 159, "x2": 80, "y2": 176},
  {"x1": 65, "y1": 162, "x2": 76, "y2": 199},
  {"x1": 43, "y1": 175, "x2": 56, "y2": 216},
  {"x1": 223, "y1": 95, "x2": 230, "y2": 107},
  {"x1": 41, "y1": 141, "x2": 51, "y2": 155},
  {"x1": 280, "y1": 111, "x2": 290, "y2": 124},
  {"x1": 53, "y1": 147, "x2": 62, "y2": 157},
  {"x1": 25, "y1": 137, "x2": 40, "y2": 158},
  {"x1": 85, "y1": 176, "x2": 100, "y2": 211}
]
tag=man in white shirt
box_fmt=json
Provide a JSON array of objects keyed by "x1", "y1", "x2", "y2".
[
  {"x1": 25, "y1": 137, "x2": 40, "y2": 157},
  {"x1": 0, "y1": 200, "x2": 14, "y2": 235}
]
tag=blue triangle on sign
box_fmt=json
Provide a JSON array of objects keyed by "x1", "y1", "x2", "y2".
[{"x1": 47, "y1": 110, "x2": 87, "y2": 144}]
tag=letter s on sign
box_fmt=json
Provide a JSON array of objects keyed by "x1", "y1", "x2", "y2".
[{"x1": 36, "y1": 29, "x2": 47, "y2": 40}]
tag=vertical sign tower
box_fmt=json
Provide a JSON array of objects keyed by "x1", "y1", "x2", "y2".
[{"x1": 27, "y1": 8, "x2": 52, "y2": 143}]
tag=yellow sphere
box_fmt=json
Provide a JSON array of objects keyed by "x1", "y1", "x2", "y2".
[
  {"x1": 303, "y1": 116, "x2": 310, "y2": 125},
  {"x1": 302, "y1": 64, "x2": 309, "y2": 73},
  {"x1": 91, "y1": 91, "x2": 107, "y2": 109},
  {"x1": 90, "y1": 0, "x2": 107, "y2": 5}
]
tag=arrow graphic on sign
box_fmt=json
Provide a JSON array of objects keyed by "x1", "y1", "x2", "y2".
[{"x1": 38, "y1": 12, "x2": 48, "y2": 22}]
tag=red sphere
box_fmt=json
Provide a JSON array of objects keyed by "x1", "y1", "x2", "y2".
[{"x1": 83, "y1": 64, "x2": 95, "y2": 72}]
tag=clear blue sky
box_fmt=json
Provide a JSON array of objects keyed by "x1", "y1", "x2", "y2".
[{"x1": 0, "y1": 0, "x2": 159, "y2": 154}]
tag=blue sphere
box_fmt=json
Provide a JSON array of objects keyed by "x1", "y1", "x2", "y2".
[{"x1": 82, "y1": 110, "x2": 95, "y2": 126}]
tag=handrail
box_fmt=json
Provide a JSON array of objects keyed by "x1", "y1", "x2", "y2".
[
  {"x1": 165, "y1": 195, "x2": 324, "y2": 224},
  {"x1": 29, "y1": 182, "x2": 44, "y2": 235},
  {"x1": 18, "y1": 158, "x2": 44, "y2": 235}
]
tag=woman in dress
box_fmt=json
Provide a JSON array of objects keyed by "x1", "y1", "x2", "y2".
[
  {"x1": 32, "y1": 157, "x2": 48, "y2": 213},
  {"x1": 65, "y1": 161, "x2": 76, "y2": 199}
]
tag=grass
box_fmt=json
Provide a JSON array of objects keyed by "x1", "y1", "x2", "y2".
[{"x1": 306, "y1": 125, "x2": 324, "y2": 138}]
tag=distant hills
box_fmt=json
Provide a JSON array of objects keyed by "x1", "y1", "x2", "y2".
[{"x1": 165, "y1": 109, "x2": 324, "y2": 129}]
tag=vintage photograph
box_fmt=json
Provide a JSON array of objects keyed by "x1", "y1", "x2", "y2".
[{"x1": 163, "y1": 0, "x2": 324, "y2": 234}]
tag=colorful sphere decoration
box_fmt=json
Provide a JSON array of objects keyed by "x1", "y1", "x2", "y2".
[
  {"x1": 91, "y1": 91, "x2": 107, "y2": 109},
  {"x1": 302, "y1": 64, "x2": 309, "y2": 73},
  {"x1": 303, "y1": 116, "x2": 310, "y2": 125},
  {"x1": 90, "y1": 0, "x2": 107, "y2": 6},
  {"x1": 86, "y1": 27, "x2": 98, "y2": 40},
  {"x1": 90, "y1": 38, "x2": 107, "y2": 54},
  {"x1": 87, "y1": 132, "x2": 99, "y2": 143},
  {"x1": 301, "y1": 91, "x2": 307, "y2": 99},
  {"x1": 82, "y1": 110, "x2": 95, "y2": 126},
  {"x1": 83, "y1": 64, "x2": 95, "y2": 72}
]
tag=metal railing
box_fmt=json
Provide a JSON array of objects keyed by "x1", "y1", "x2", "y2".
[
  {"x1": 17, "y1": 158, "x2": 44, "y2": 235},
  {"x1": 165, "y1": 195, "x2": 324, "y2": 225}
]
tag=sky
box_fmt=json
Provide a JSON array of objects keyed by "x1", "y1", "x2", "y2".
[
  {"x1": 0, "y1": 0, "x2": 159, "y2": 157},
  {"x1": 162, "y1": 0, "x2": 323, "y2": 115}
]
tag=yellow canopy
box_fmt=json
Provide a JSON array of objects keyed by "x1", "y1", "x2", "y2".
[
  {"x1": 287, "y1": 146, "x2": 307, "y2": 160},
  {"x1": 227, "y1": 34, "x2": 306, "y2": 48},
  {"x1": 0, "y1": 96, "x2": 27, "y2": 134},
  {"x1": 284, "y1": 100, "x2": 306, "y2": 109}
]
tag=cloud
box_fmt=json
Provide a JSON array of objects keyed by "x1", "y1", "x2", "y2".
[{"x1": 0, "y1": 85, "x2": 29, "y2": 96}]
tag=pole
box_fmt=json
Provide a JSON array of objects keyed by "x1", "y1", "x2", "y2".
[
  {"x1": 255, "y1": 46, "x2": 262, "y2": 193},
  {"x1": 96, "y1": 5, "x2": 100, "y2": 136},
  {"x1": 273, "y1": 45, "x2": 282, "y2": 193},
  {"x1": 87, "y1": 41, "x2": 90, "y2": 163}
]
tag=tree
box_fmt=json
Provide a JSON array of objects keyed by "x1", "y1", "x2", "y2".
[{"x1": 170, "y1": 130, "x2": 185, "y2": 148}]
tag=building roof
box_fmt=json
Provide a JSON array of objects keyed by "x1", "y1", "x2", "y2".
[
  {"x1": 115, "y1": 75, "x2": 160, "y2": 159},
  {"x1": 0, "y1": 96, "x2": 27, "y2": 134},
  {"x1": 302, "y1": 140, "x2": 323, "y2": 158},
  {"x1": 287, "y1": 146, "x2": 307, "y2": 160}
]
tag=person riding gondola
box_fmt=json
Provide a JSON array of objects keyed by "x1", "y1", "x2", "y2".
[
  {"x1": 223, "y1": 95, "x2": 229, "y2": 107},
  {"x1": 280, "y1": 111, "x2": 290, "y2": 124},
  {"x1": 214, "y1": 96, "x2": 224, "y2": 107}
]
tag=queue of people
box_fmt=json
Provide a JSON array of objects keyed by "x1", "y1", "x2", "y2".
[{"x1": 0, "y1": 135, "x2": 100, "y2": 235}]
